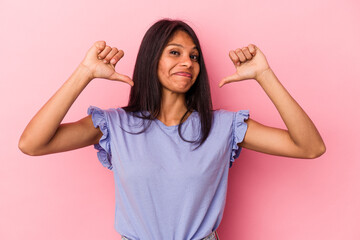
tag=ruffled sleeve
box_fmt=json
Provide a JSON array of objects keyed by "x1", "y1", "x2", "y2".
[
  {"x1": 230, "y1": 110, "x2": 250, "y2": 168},
  {"x1": 87, "y1": 106, "x2": 113, "y2": 170}
]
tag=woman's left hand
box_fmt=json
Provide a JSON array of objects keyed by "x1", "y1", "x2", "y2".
[{"x1": 219, "y1": 44, "x2": 271, "y2": 87}]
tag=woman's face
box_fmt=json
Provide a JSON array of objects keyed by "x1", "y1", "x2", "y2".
[{"x1": 157, "y1": 30, "x2": 200, "y2": 94}]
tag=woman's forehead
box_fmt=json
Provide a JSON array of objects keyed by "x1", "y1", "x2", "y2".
[{"x1": 166, "y1": 30, "x2": 197, "y2": 49}]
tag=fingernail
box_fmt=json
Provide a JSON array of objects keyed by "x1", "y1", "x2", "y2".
[
  {"x1": 110, "y1": 59, "x2": 115, "y2": 64},
  {"x1": 103, "y1": 59, "x2": 107, "y2": 63}
]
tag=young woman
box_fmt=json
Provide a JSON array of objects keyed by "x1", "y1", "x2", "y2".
[{"x1": 19, "y1": 19, "x2": 325, "y2": 240}]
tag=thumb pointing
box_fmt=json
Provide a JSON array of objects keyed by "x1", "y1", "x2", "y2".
[
  {"x1": 110, "y1": 72, "x2": 134, "y2": 86},
  {"x1": 219, "y1": 73, "x2": 239, "y2": 88}
]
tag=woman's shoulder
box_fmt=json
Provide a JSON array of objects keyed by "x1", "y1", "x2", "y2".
[
  {"x1": 210, "y1": 109, "x2": 235, "y2": 128},
  {"x1": 213, "y1": 108, "x2": 234, "y2": 118},
  {"x1": 213, "y1": 108, "x2": 249, "y2": 115},
  {"x1": 212, "y1": 108, "x2": 250, "y2": 123},
  {"x1": 88, "y1": 106, "x2": 135, "y2": 121}
]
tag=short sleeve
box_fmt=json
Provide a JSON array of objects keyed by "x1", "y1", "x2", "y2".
[
  {"x1": 87, "y1": 106, "x2": 113, "y2": 170},
  {"x1": 230, "y1": 110, "x2": 250, "y2": 168}
]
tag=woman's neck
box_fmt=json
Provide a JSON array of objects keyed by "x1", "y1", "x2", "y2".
[{"x1": 157, "y1": 91, "x2": 191, "y2": 126}]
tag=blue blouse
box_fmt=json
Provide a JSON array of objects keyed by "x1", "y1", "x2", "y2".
[{"x1": 88, "y1": 106, "x2": 249, "y2": 240}]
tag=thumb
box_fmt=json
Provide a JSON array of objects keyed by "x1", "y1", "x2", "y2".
[
  {"x1": 109, "y1": 72, "x2": 134, "y2": 86},
  {"x1": 218, "y1": 73, "x2": 239, "y2": 88}
]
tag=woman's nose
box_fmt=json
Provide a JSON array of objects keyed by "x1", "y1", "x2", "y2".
[{"x1": 180, "y1": 55, "x2": 192, "y2": 67}]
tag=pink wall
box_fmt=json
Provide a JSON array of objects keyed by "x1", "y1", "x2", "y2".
[{"x1": 1, "y1": 0, "x2": 359, "y2": 239}]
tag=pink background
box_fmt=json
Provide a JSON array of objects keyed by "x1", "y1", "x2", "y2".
[{"x1": 1, "y1": 0, "x2": 359, "y2": 239}]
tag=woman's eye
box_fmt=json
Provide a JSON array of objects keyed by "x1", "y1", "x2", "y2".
[
  {"x1": 191, "y1": 55, "x2": 199, "y2": 61},
  {"x1": 170, "y1": 51, "x2": 180, "y2": 55}
]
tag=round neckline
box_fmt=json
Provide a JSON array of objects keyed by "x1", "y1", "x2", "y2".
[{"x1": 155, "y1": 111, "x2": 196, "y2": 130}]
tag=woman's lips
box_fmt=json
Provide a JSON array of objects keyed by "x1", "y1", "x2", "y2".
[{"x1": 173, "y1": 72, "x2": 192, "y2": 78}]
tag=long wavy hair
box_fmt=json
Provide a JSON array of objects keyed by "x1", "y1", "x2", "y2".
[{"x1": 123, "y1": 19, "x2": 213, "y2": 149}]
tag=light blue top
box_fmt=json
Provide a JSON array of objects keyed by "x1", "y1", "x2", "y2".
[{"x1": 88, "y1": 106, "x2": 249, "y2": 240}]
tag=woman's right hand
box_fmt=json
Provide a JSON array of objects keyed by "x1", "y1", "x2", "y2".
[{"x1": 80, "y1": 41, "x2": 134, "y2": 86}]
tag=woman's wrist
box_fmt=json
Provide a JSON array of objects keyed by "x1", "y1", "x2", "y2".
[
  {"x1": 255, "y1": 68, "x2": 274, "y2": 85},
  {"x1": 77, "y1": 63, "x2": 94, "y2": 83}
]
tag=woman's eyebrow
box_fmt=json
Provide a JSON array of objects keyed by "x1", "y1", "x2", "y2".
[{"x1": 167, "y1": 43, "x2": 198, "y2": 50}]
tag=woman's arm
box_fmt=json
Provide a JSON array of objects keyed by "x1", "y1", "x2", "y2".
[
  {"x1": 19, "y1": 41, "x2": 133, "y2": 156},
  {"x1": 240, "y1": 69, "x2": 325, "y2": 158},
  {"x1": 19, "y1": 66, "x2": 97, "y2": 156},
  {"x1": 219, "y1": 45, "x2": 325, "y2": 158}
]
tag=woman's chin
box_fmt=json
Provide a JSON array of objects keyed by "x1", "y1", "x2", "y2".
[{"x1": 162, "y1": 85, "x2": 192, "y2": 94}]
